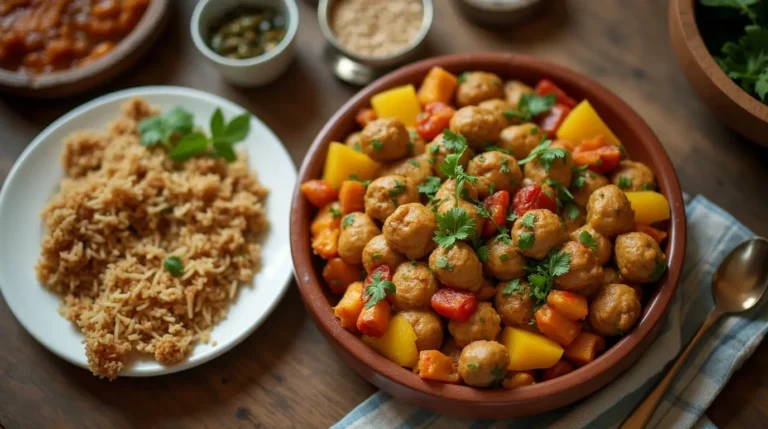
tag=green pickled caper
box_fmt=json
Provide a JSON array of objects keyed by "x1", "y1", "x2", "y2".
[{"x1": 207, "y1": 6, "x2": 286, "y2": 60}]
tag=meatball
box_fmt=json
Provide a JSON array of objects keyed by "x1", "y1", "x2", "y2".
[
  {"x1": 458, "y1": 340, "x2": 510, "y2": 387},
  {"x1": 589, "y1": 284, "x2": 641, "y2": 336},
  {"x1": 554, "y1": 241, "x2": 603, "y2": 292},
  {"x1": 498, "y1": 123, "x2": 542, "y2": 161},
  {"x1": 362, "y1": 234, "x2": 406, "y2": 273},
  {"x1": 586, "y1": 185, "x2": 635, "y2": 238},
  {"x1": 572, "y1": 170, "x2": 609, "y2": 207},
  {"x1": 570, "y1": 224, "x2": 612, "y2": 266},
  {"x1": 360, "y1": 118, "x2": 410, "y2": 161},
  {"x1": 429, "y1": 242, "x2": 484, "y2": 292},
  {"x1": 338, "y1": 213, "x2": 381, "y2": 264},
  {"x1": 448, "y1": 302, "x2": 502, "y2": 347},
  {"x1": 483, "y1": 236, "x2": 526, "y2": 280},
  {"x1": 503, "y1": 80, "x2": 534, "y2": 107},
  {"x1": 467, "y1": 151, "x2": 523, "y2": 199},
  {"x1": 562, "y1": 206, "x2": 586, "y2": 234},
  {"x1": 478, "y1": 98, "x2": 517, "y2": 126},
  {"x1": 380, "y1": 154, "x2": 432, "y2": 185},
  {"x1": 399, "y1": 310, "x2": 444, "y2": 351},
  {"x1": 511, "y1": 209, "x2": 567, "y2": 259},
  {"x1": 601, "y1": 267, "x2": 623, "y2": 286},
  {"x1": 434, "y1": 178, "x2": 479, "y2": 203},
  {"x1": 449, "y1": 106, "x2": 506, "y2": 151},
  {"x1": 437, "y1": 198, "x2": 483, "y2": 239},
  {"x1": 364, "y1": 175, "x2": 419, "y2": 222},
  {"x1": 426, "y1": 133, "x2": 472, "y2": 180},
  {"x1": 383, "y1": 203, "x2": 437, "y2": 260},
  {"x1": 611, "y1": 160, "x2": 656, "y2": 192},
  {"x1": 523, "y1": 140, "x2": 574, "y2": 187},
  {"x1": 456, "y1": 71, "x2": 504, "y2": 107},
  {"x1": 495, "y1": 280, "x2": 534, "y2": 327},
  {"x1": 476, "y1": 278, "x2": 498, "y2": 301},
  {"x1": 614, "y1": 232, "x2": 667, "y2": 283},
  {"x1": 392, "y1": 262, "x2": 438, "y2": 310},
  {"x1": 345, "y1": 131, "x2": 362, "y2": 151}
]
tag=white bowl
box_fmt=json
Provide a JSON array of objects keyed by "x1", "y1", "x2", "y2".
[
  {"x1": 191, "y1": 0, "x2": 299, "y2": 87},
  {"x1": 0, "y1": 86, "x2": 296, "y2": 377}
]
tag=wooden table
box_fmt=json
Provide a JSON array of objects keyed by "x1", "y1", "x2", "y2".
[{"x1": 2, "y1": 1, "x2": 767, "y2": 427}]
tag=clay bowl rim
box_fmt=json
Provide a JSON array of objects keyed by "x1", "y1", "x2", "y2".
[
  {"x1": 290, "y1": 52, "x2": 686, "y2": 405},
  {"x1": 0, "y1": 0, "x2": 169, "y2": 92},
  {"x1": 669, "y1": 0, "x2": 768, "y2": 123}
]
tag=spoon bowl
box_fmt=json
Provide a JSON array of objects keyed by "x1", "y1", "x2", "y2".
[{"x1": 713, "y1": 237, "x2": 768, "y2": 313}]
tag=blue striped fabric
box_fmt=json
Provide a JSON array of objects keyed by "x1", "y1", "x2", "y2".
[{"x1": 334, "y1": 196, "x2": 766, "y2": 429}]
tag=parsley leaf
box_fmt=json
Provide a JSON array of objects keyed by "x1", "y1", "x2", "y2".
[
  {"x1": 439, "y1": 147, "x2": 477, "y2": 204},
  {"x1": 564, "y1": 203, "x2": 581, "y2": 221},
  {"x1": 524, "y1": 250, "x2": 571, "y2": 305},
  {"x1": 579, "y1": 230, "x2": 598, "y2": 254},
  {"x1": 504, "y1": 93, "x2": 556, "y2": 121},
  {"x1": 434, "y1": 207, "x2": 476, "y2": 248},
  {"x1": 408, "y1": 159, "x2": 421, "y2": 167},
  {"x1": 483, "y1": 144, "x2": 510, "y2": 154},
  {"x1": 418, "y1": 176, "x2": 442, "y2": 199},
  {"x1": 329, "y1": 206, "x2": 342, "y2": 219},
  {"x1": 364, "y1": 271, "x2": 396, "y2": 309},
  {"x1": 372, "y1": 139, "x2": 384, "y2": 151},
  {"x1": 442, "y1": 130, "x2": 469, "y2": 152},
  {"x1": 500, "y1": 157, "x2": 511, "y2": 174},
  {"x1": 476, "y1": 246, "x2": 490, "y2": 263},
  {"x1": 517, "y1": 139, "x2": 567, "y2": 172},
  {"x1": 521, "y1": 213, "x2": 536, "y2": 229},
  {"x1": 457, "y1": 72, "x2": 470, "y2": 85},
  {"x1": 389, "y1": 180, "x2": 407, "y2": 205},
  {"x1": 571, "y1": 165, "x2": 589, "y2": 190},
  {"x1": 163, "y1": 256, "x2": 184, "y2": 277},
  {"x1": 488, "y1": 183, "x2": 496, "y2": 196},
  {"x1": 436, "y1": 256, "x2": 455, "y2": 270},
  {"x1": 467, "y1": 362, "x2": 479, "y2": 371}
]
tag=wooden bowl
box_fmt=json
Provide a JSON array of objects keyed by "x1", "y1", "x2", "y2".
[
  {"x1": 669, "y1": 0, "x2": 768, "y2": 145},
  {"x1": 290, "y1": 53, "x2": 687, "y2": 418},
  {"x1": 0, "y1": 0, "x2": 169, "y2": 98}
]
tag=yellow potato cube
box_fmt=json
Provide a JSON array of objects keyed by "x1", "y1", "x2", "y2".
[
  {"x1": 625, "y1": 191, "x2": 671, "y2": 225},
  {"x1": 557, "y1": 100, "x2": 621, "y2": 146},
  {"x1": 500, "y1": 327, "x2": 564, "y2": 371},
  {"x1": 363, "y1": 313, "x2": 419, "y2": 368},
  {"x1": 321, "y1": 142, "x2": 380, "y2": 188},
  {"x1": 371, "y1": 84, "x2": 422, "y2": 128}
]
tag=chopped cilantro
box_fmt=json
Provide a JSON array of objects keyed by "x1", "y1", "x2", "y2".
[
  {"x1": 408, "y1": 159, "x2": 421, "y2": 167},
  {"x1": 524, "y1": 250, "x2": 571, "y2": 305},
  {"x1": 364, "y1": 271, "x2": 396, "y2": 309},
  {"x1": 521, "y1": 213, "x2": 536, "y2": 229},
  {"x1": 476, "y1": 246, "x2": 490, "y2": 263},
  {"x1": 500, "y1": 253, "x2": 510, "y2": 262},
  {"x1": 502, "y1": 278, "x2": 523, "y2": 296},
  {"x1": 651, "y1": 260, "x2": 667, "y2": 281},
  {"x1": 618, "y1": 176, "x2": 632, "y2": 189},
  {"x1": 442, "y1": 130, "x2": 468, "y2": 152},
  {"x1": 500, "y1": 157, "x2": 511, "y2": 174},
  {"x1": 457, "y1": 72, "x2": 470, "y2": 85},
  {"x1": 389, "y1": 180, "x2": 407, "y2": 205},
  {"x1": 571, "y1": 164, "x2": 589, "y2": 190},
  {"x1": 436, "y1": 256, "x2": 455, "y2": 271},
  {"x1": 418, "y1": 176, "x2": 442, "y2": 199},
  {"x1": 342, "y1": 214, "x2": 355, "y2": 229},
  {"x1": 564, "y1": 203, "x2": 581, "y2": 221},
  {"x1": 642, "y1": 183, "x2": 654, "y2": 191},
  {"x1": 578, "y1": 230, "x2": 598, "y2": 254},
  {"x1": 518, "y1": 139, "x2": 567, "y2": 172},
  {"x1": 518, "y1": 232, "x2": 535, "y2": 250},
  {"x1": 329, "y1": 206, "x2": 342, "y2": 219},
  {"x1": 434, "y1": 207, "x2": 476, "y2": 248},
  {"x1": 372, "y1": 253, "x2": 383, "y2": 260},
  {"x1": 372, "y1": 139, "x2": 383, "y2": 151},
  {"x1": 503, "y1": 93, "x2": 556, "y2": 122},
  {"x1": 488, "y1": 182, "x2": 496, "y2": 196},
  {"x1": 467, "y1": 362, "x2": 479, "y2": 371}
]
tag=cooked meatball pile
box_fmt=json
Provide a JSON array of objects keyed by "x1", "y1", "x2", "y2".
[{"x1": 308, "y1": 70, "x2": 669, "y2": 390}]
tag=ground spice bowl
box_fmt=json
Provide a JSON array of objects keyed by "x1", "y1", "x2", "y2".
[{"x1": 290, "y1": 53, "x2": 686, "y2": 418}]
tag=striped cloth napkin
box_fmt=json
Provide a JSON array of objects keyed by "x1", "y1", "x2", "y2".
[{"x1": 334, "y1": 195, "x2": 767, "y2": 429}]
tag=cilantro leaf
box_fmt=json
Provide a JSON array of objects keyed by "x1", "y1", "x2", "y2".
[
  {"x1": 579, "y1": 230, "x2": 598, "y2": 254},
  {"x1": 408, "y1": 159, "x2": 421, "y2": 167},
  {"x1": 389, "y1": 180, "x2": 407, "y2": 205},
  {"x1": 502, "y1": 278, "x2": 523, "y2": 296},
  {"x1": 436, "y1": 256, "x2": 455, "y2": 270},
  {"x1": 476, "y1": 246, "x2": 490, "y2": 263},
  {"x1": 517, "y1": 139, "x2": 567, "y2": 172},
  {"x1": 434, "y1": 207, "x2": 476, "y2": 248},
  {"x1": 342, "y1": 214, "x2": 355, "y2": 229},
  {"x1": 564, "y1": 203, "x2": 581, "y2": 221},
  {"x1": 457, "y1": 72, "x2": 469, "y2": 85},
  {"x1": 523, "y1": 250, "x2": 571, "y2": 305},
  {"x1": 418, "y1": 176, "x2": 442, "y2": 199},
  {"x1": 618, "y1": 176, "x2": 632, "y2": 189},
  {"x1": 329, "y1": 206, "x2": 342, "y2": 219},
  {"x1": 548, "y1": 251, "x2": 571, "y2": 277},
  {"x1": 518, "y1": 232, "x2": 535, "y2": 250},
  {"x1": 372, "y1": 139, "x2": 384, "y2": 151},
  {"x1": 521, "y1": 213, "x2": 536, "y2": 229},
  {"x1": 571, "y1": 165, "x2": 589, "y2": 190},
  {"x1": 364, "y1": 271, "x2": 396, "y2": 309},
  {"x1": 442, "y1": 130, "x2": 468, "y2": 152},
  {"x1": 503, "y1": 93, "x2": 556, "y2": 122}
]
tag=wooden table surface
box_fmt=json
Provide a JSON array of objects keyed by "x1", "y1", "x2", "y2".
[{"x1": 2, "y1": 1, "x2": 768, "y2": 428}]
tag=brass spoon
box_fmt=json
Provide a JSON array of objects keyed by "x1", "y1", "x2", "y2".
[{"x1": 621, "y1": 237, "x2": 768, "y2": 429}]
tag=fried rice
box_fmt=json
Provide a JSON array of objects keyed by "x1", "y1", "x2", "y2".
[{"x1": 35, "y1": 98, "x2": 269, "y2": 379}]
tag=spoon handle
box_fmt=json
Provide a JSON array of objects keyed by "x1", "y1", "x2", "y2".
[{"x1": 620, "y1": 309, "x2": 722, "y2": 429}]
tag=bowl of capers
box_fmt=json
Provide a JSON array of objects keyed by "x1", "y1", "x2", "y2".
[{"x1": 191, "y1": 0, "x2": 299, "y2": 87}]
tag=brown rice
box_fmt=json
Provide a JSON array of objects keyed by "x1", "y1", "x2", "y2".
[{"x1": 35, "y1": 98, "x2": 269, "y2": 379}]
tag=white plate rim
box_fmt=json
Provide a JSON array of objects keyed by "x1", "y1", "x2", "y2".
[{"x1": 0, "y1": 86, "x2": 296, "y2": 377}]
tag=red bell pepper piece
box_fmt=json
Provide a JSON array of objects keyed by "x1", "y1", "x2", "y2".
[
  {"x1": 300, "y1": 180, "x2": 338, "y2": 208},
  {"x1": 572, "y1": 135, "x2": 622, "y2": 174},
  {"x1": 537, "y1": 103, "x2": 572, "y2": 138},
  {"x1": 431, "y1": 288, "x2": 478, "y2": 322},
  {"x1": 415, "y1": 102, "x2": 455, "y2": 142},
  {"x1": 355, "y1": 108, "x2": 378, "y2": 128},
  {"x1": 512, "y1": 184, "x2": 557, "y2": 218},
  {"x1": 361, "y1": 265, "x2": 393, "y2": 304},
  {"x1": 535, "y1": 79, "x2": 577, "y2": 108},
  {"x1": 541, "y1": 360, "x2": 575, "y2": 381},
  {"x1": 481, "y1": 190, "x2": 510, "y2": 237}
]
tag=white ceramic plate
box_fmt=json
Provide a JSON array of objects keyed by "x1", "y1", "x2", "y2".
[{"x1": 0, "y1": 86, "x2": 296, "y2": 377}]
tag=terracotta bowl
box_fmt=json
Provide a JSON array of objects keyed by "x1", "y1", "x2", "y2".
[
  {"x1": 290, "y1": 53, "x2": 686, "y2": 418},
  {"x1": 0, "y1": 0, "x2": 169, "y2": 98},
  {"x1": 669, "y1": 0, "x2": 768, "y2": 146}
]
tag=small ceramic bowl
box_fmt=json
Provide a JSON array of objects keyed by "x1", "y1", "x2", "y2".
[
  {"x1": 318, "y1": 0, "x2": 434, "y2": 85},
  {"x1": 191, "y1": 0, "x2": 299, "y2": 87},
  {"x1": 290, "y1": 53, "x2": 687, "y2": 418},
  {"x1": 669, "y1": 0, "x2": 768, "y2": 146}
]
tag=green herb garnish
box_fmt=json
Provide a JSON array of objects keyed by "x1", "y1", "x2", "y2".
[
  {"x1": 160, "y1": 107, "x2": 250, "y2": 162},
  {"x1": 518, "y1": 232, "x2": 535, "y2": 250},
  {"x1": 364, "y1": 271, "x2": 396, "y2": 309},
  {"x1": 525, "y1": 250, "x2": 571, "y2": 305},
  {"x1": 618, "y1": 176, "x2": 632, "y2": 189},
  {"x1": 408, "y1": 159, "x2": 421, "y2": 167},
  {"x1": 521, "y1": 213, "x2": 536, "y2": 229},
  {"x1": 342, "y1": 214, "x2": 355, "y2": 229},
  {"x1": 329, "y1": 206, "x2": 342, "y2": 219},
  {"x1": 442, "y1": 129, "x2": 468, "y2": 152},
  {"x1": 502, "y1": 278, "x2": 523, "y2": 296},
  {"x1": 163, "y1": 256, "x2": 184, "y2": 277},
  {"x1": 139, "y1": 107, "x2": 194, "y2": 147},
  {"x1": 389, "y1": 180, "x2": 407, "y2": 205},
  {"x1": 504, "y1": 93, "x2": 556, "y2": 122},
  {"x1": 476, "y1": 246, "x2": 490, "y2": 263},
  {"x1": 436, "y1": 256, "x2": 455, "y2": 271},
  {"x1": 579, "y1": 230, "x2": 598, "y2": 254},
  {"x1": 434, "y1": 207, "x2": 476, "y2": 248},
  {"x1": 372, "y1": 139, "x2": 383, "y2": 151},
  {"x1": 418, "y1": 176, "x2": 442, "y2": 199}
]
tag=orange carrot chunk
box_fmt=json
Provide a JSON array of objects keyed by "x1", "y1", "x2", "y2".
[
  {"x1": 503, "y1": 370, "x2": 536, "y2": 389},
  {"x1": 339, "y1": 180, "x2": 367, "y2": 215},
  {"x1": 334, "y1": 282, "x2": 364, "y2": 331},
  {"x1": 534, "y1": 305, "x2": 582, "y2": 347},
  {"x1": 356, "y1": 300, "x2": 391, "y2": 338},
  {"x1": 322, "y1": 257, "x2": 363, "y2": 294},
  {"x1": 415, "y1": 350, "x2": 460, "y2": 383},
  {"x1": 310, "y1": 202, "x2": 342, "y2": 237},
  {"x1": 301, "y1": 179, "x2": 339, "y2": 208},
  {"x1": 546, "y1": 290, "x2": 588, "y2": 321},
  {"x1": 541, "y1": 360, "x2": 575, "y2": 381},
  {"x1": 564, "y1": 331, "x2": 606, "y2": 367},
  {"x1": 417, "y1": 66, "x2": 458, "y2": 106},
  {"x1": 311, "y1": 229, "x2": 339, "y2": 260}
]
